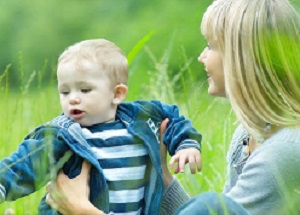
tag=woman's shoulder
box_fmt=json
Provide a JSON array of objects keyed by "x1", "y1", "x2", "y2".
[
  {"x1": 247, "y1": 126, "x2": 300, "y2": 187},
  {"x1": 226, "y1": 127, "x2": 300, "y2": 214},
  {"x1": 259, "y1": 126, "x2": 300, "y2": 158}
]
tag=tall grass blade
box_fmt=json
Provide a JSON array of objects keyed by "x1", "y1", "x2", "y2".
[{"x1": 127, "y1": 30, "x2": 155, "y2": 66}]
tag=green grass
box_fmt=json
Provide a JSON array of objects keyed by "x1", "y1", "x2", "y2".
[
  {"x1": 0, "y1": 50, "x2": 236, "y2": 214},
  {"x1": 0, "y1": 87, "x2": 61, "y2": 214}
]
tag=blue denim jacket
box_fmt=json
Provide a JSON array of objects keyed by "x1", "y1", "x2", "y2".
[{"x1": 0, "y1": 100, "x2": 202, "y2": 215}]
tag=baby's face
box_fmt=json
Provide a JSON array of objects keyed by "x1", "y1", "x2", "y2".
[{"x1": 57, "y1": 60, "x2": 116, "y2": 126}]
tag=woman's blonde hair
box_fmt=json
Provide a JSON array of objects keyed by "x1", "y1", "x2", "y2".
[
  {"x1": 202, "y1": 0, "x2": 300, "y2": 141},
  {"x1": 201, "y1": 0, "x2": 231, "y2": 52},
  {"x1": 58, "y1": 39, "x2": 128, "y2": 87}
]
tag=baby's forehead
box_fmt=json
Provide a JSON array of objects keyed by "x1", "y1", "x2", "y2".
[
  {"x1": 59, "y1": 55, "x2": 100, "y2": 67},
  {"x1": 57, "y1": 60, "x2": 115, "y2": 84},
  {"x1": 58, "y1": 58, "x2": 105, "y2": 73}
]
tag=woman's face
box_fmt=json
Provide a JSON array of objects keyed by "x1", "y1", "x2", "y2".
[{"x1": 198, "y1": 42, "x2": 226, "y2": 97}]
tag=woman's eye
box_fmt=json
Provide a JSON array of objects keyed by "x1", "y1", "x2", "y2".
[
  {"x1": 81, "y1": 89, "x2": 91, "y2": 93},
  {"x1": 206, "y1": 44, "x2": 211, "y2": 50}
]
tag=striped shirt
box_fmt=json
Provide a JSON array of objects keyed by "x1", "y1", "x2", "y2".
[{"x1": 82, "y1": 120, "x2": 149, "y2": 215}]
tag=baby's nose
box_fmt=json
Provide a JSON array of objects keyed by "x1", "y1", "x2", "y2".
[{"x1": 69, "y1": 93, "x2": 80, "y2": 104}]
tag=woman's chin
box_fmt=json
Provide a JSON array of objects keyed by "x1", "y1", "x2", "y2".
[{"x1": 208, "y1": 87, "x2": 226, "y2": 97}]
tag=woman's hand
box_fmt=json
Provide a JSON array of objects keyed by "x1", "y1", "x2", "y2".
[
  {"x1": 160, "y1": 119, "x2": 174, "y2": 188},
  {"x1": 45, "y1": 118, "x2": 180, "y2": 214},
  {"x1": 46, "y1": 160, "x2": 105, "y2": 215}
]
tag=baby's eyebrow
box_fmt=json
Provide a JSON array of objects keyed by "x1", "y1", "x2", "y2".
[
  {"x1": 76, "y1": 81, "x2": 89, "y2": 84},
  {"x1": 58, "y1": 81, "x2": 91, "y2": 86},
  {"x1": 57, "y1": 86, "x2": 68, "y2": 92},
  {"x1": 76, "y1": 81, "x2": 94, "y2": 86}
]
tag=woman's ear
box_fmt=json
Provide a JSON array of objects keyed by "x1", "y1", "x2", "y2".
[{"x1": 113, "y1": 84, "x2": 128, "y2": 105}]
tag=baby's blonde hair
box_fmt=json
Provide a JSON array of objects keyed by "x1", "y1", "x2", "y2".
[
  {"x1": 202, "y1": 0, "x2": 300, "y2": 141},
  {"x1": 58, "y1": 39, "x2": 128, "y2": 87}
]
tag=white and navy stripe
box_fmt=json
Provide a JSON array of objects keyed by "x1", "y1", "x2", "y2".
[{"x1": 83, "y1": 120, "x2": 148, "y2": 215}]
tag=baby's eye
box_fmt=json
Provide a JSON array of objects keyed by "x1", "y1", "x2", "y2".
[
  {"x1": 81, "y1": 88, "x2": 91, "y2": 93},
  {"x1": 206, "y1": 44, "x2": 211, "y2": 50},
  {"x1": 60, "y1": 91, "x2": 69, "y2": 95}
]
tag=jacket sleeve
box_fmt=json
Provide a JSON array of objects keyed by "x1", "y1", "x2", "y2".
[
  {"x1": 159, "y1": 101, "x2": 202, "y2": 156},
  {"x1": 0, "y1": 126, "x2": 69, "y2": 202},
  {"x1": 128, "y1": 100, "x2": 202, "y2": 155}
]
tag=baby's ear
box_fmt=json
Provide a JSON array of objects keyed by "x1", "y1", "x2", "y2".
[{"x1": 113, "y1": 84, "x2": 128, "y2": 105}]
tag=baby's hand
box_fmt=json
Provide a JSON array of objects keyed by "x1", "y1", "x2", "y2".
[{"x1": 169, "y1": 148, "x2": 201, "y2": 174}]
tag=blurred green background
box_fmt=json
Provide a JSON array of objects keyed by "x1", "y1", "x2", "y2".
[
  {"x1": 1, "y1": 0, "x2": 300, "y2": 214},
  {"x1": 0, "y1": 0, "x2": 239, "y2": 214},
  {"x1": 0, "y1": 0, "x2": 212, "y2": 89}
]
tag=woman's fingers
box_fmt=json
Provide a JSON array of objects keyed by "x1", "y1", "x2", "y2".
[
  {"x1": 81, "y1": 160, "x2": 92, "y2": 175},
  {"x1": 46, "y1": 181, "x2": 52, "y2": 193},
  {"x1": 160, "y1": 118, "x2": 169, "y2": 166},
  {"x1": 160, "y1": 118, "x2": 169, "y2": 139},
  {"x1": 159, "y1": 118, "x2": 174, "y2": 188},
  {"x1": 45, "y1": 193, "x2": 58, "y2": 210},
  {"x1": 46, "y1": 160, "x2": 93, "y2": 215}
]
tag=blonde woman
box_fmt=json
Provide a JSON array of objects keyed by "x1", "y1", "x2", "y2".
[
  {"x1": 46, "y1": 0, "x2": 300, "y2": 214},
  {"x1": 176, "y1": 0, "x2": 300, "y2": 214}
]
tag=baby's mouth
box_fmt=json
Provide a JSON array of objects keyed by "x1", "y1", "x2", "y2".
[
  {"x1": 70, "y1": 109, "x2": 84, "y2": 118},
  {"x1": 72, "y1": 109, "x2": 82, "y2": 114}
]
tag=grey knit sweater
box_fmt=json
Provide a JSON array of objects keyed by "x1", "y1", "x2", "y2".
[{"x1": 160, "y1": 125, "x2": 300, "y2": 215}]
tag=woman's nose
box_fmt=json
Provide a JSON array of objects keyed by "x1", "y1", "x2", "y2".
[{"x1": 198, "y1": 48, "x2": 207, "y2": 63}]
